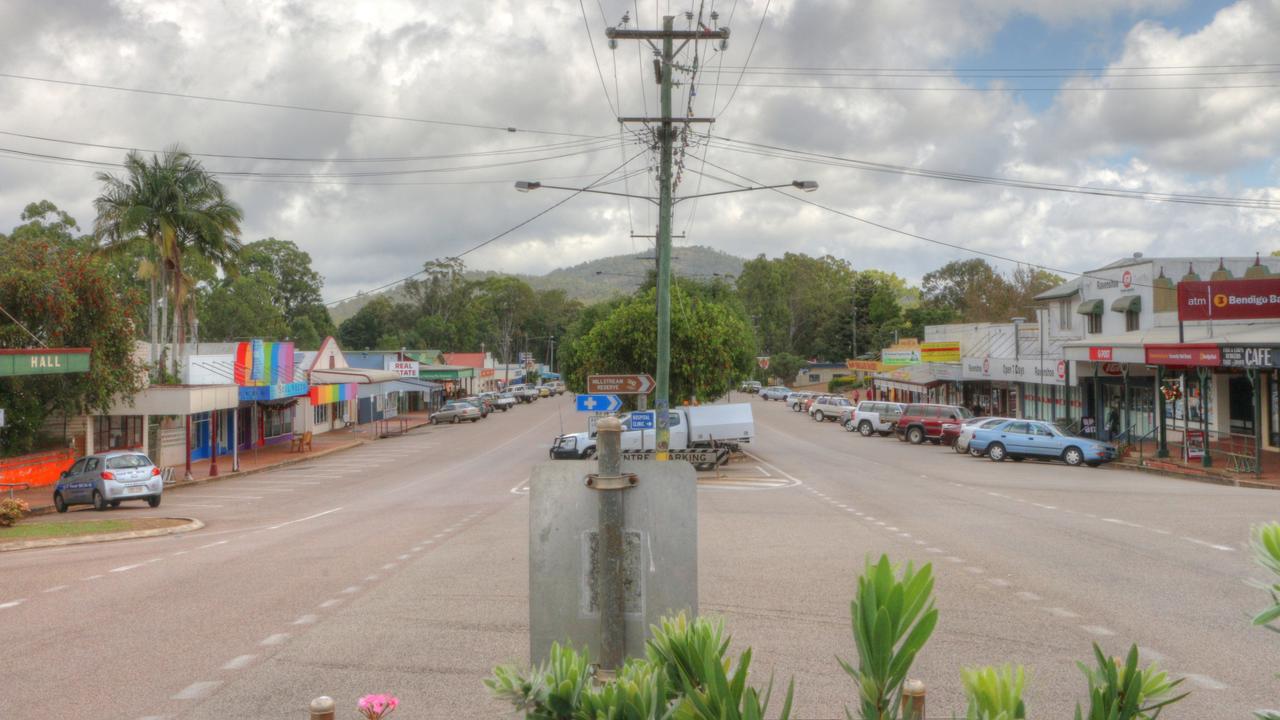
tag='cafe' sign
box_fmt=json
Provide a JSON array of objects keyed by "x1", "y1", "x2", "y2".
[{"x1": 1221, "y1": 346, "x2": 1280, "y2": 369}]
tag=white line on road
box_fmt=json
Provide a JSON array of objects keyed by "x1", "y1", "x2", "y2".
[
  {"x1": 260, "y1": 633, "x2": 289, "y2": 646},
  {"x1": 268, "y1": 507, "x2": 342, "y2": 530},
  {"x1": 173, "y1": 681, "x2": 222, "y2": 700},
  {"x1": 411, "y1": 546, "x2": 423, "y2": 552},
  {"x1": 397, "y1": 554, "x2": 410, "y2": 560},
  {"x1": 926, "y1": 547, "x2": 943, "y2": 553},
  {"x1": 319, "y1": 599, "x2": 342, "y2": 608},
  {"x1": 341, "y1": 585, "x2": 361, "y2": 594},
  {"x1": 42, "y1": 585, "x2": 69, "y2": 593},
  {"x1": 174, "y1": 494, "x2": 264, "y2": 500},
  {"x1": 965, "y1": 566, "x2": 985, "y2": 574},
  {"x1": 222, "y1": 654, "x2": 256, "y2": 670},
  {"x1": 987, "y1": 578, "x2": 1011, "y2": 587},
  {"x1": 755, "y1": 465, "x2": 772, "y2": 477},
  {"x1": 1045, "y1": 607, "x2": 1080, "y2": 618},
  {"x1": 110, "y1": 564, "x2": 142, "y2": 573},
  {"x1": 946, "y1": 556, "x2": 965, "y2": 563},
  {"x1": 1181, "y1": 536, "x2": 1235, "y2": 552},
  {"x1": 0, "y1": 599, "x2": 26, "y2": 609},
  {"x1": 1183, "y1": 674, "x2": 1229, "y2": 690},
  {"x1": 171, "y1": 550, "x2": 189, "y2": 556},
  {"x1": 1015, "y1": 591, "x2": 1042, "y2": 601},
  {"x1": 886, "y1": 526, "x2": 899, "y2": 531},
  {"x1": 198, "y1": 540, "x2": 229, "y2": 550},
  {"x1": 364, "y1": 574, "x2": 378, "y2": 582},
  {"x1": 292, "y1": 614, "x2": 318, "y2": 625},
  {"x1": 84, "y1": 574, "x2": 104, "y2": 580},
  {"x1": 1080, "y1": 625, "x2": 1116, "y2": 636},
  {"x1": 382, "y1": 563, "x2": 397, "y2": 570},
  {"x1": 1137, "y1": 646, "x2": 1167, "y2": 661},
  {"x1": 914, "y1": 540, "x2": 926, "y2": 545}
]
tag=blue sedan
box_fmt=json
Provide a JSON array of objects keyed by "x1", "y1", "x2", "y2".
[{"x1": 967, "y1": 420, "x2": 1118, "y2": 467}]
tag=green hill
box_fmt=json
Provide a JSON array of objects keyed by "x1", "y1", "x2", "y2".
[{"x1": 329, "y1": 245, "x2": 745, "y2": 323}]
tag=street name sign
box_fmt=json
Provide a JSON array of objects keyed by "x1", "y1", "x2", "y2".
[
  {"x1": 587, "y1": 374, "x2": 655, "y2": 395},
  {"x1": 629, "y1": 411, "x2": 655, "y2": 429},
  {"x1": 575, "y1": 394, "x2": 623, "y2": 413}
]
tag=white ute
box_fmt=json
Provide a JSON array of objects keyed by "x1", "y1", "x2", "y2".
[{"x1": 549, "y1": 403, "x2": 755, "y2": 464}]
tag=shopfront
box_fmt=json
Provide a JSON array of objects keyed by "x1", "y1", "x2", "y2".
[{"x1": 308, "y1": 383, "x2": 357, "y2": 434}]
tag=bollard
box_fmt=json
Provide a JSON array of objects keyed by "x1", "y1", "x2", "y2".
[
  {"x1": 594, "y1": 416, "x2": 625, "y2": 671},
  {"x1": 309, "y1": 695, "x2": 336, "y2": 720},
  {"x1": 901, "y1": 678, "x2": 926, "y2": 720}
]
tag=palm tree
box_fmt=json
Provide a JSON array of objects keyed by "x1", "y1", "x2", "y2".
[{"x1": 93, "y1": 147, "x2": 243, "y2": 377}]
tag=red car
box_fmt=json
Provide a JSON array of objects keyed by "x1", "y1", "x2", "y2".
[
  {"x1": 895, "y1": 403, "x2": 974, "y2": 445},
  {"x1": 940, "y1": 416, "x2": 997, "y2": 447}
]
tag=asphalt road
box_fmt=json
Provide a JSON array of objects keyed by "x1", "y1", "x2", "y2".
[{"x1": 2, "y1": 393, "x2": 1277, "y2": 718}]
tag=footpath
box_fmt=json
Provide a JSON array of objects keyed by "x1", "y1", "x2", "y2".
[{"x1": 7, "y1": 411, "x2": 435, "y2": 517}]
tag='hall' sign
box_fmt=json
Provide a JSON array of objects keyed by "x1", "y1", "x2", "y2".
[{"x1": 0, "y1": 349, "x2": 92, "y2": 377}]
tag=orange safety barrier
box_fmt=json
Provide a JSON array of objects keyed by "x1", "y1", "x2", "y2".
[{"x1": 0, "y1": 448, "x2": 76, "y2": 488}]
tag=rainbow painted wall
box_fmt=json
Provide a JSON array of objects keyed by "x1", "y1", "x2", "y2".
[
  {"x1": 310, "y1": 383, "x2": 357, "y2": 405},
  {"x1": 234, "y1": 341, "x2": 295, "y2": 386}
]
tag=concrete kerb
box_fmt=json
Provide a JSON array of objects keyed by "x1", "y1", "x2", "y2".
[
  {"x1": 21, "y1": 424, "x2": 436, "y2": 518},
  {"x1": 0, "y1": 517, "x2": 205, "y2": 552},
  {"x1": 1110, "y1": 458, "x2": 1276, "y2": 490}
]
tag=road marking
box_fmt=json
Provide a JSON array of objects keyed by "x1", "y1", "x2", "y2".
[
  {"x1": 946, "y1": 556, "x2": 964, "y2": 563},
  {"x1": 319, "y1": 599, "x2": 342, "y2": 608},
  {"x1": 1015, "y1": 591, "x2": 1042, "y2": 601},
  {"x1": 987, "y1": 578, "x2": 1011, "y2": 587},
  {"x1": 1080, "y1": 625, "x2": 1116, "y2": 636},
  {"x1": 1045, "y1": 607, "x2": 1079, "y2": 618},
  {"x1": 965, "y1": 566, "x2": 985, "y2": 574},
  {"x1": 222, "y1": 654, "x2": 256, "y2": 670},
  {"x1": 914, "y1": 540, "x2": 927, "y2": 545},
  {"x1": 174, "y1": 494, "x2": 264, "y2": 500},
  {"x1": 268, "y1": 507, "x2": 342, "y2": 530},
  {"x1": 1138, "y1": 646, "x2": 1167, "y2": 661},
  {"x1": 1103, "y1": 518, "x2": 1145, "y2": 529},
  {"x1": 866, "y1": 516, "x2": 876, "y2": 521},
  {"x1": 110, "y1": 563, "x2": 143, "y2": 573},
  {"x1": 898, "y1": 532, "x2": 912, "y2": 538},
  {"x1": 433, "y1": 533, "x2": 445, "y2": 538},
  {"x1": 926, "y1": 547, "x2": 943, "y2": 553},
  {"x1": 260, "y1": 633, "x2": 289, "y2": 646},
  {"x1": 292, "y1": 614, "x2": 318, "y2": 625},
  {"x1": 0, "y1": 599, "x2": 26, "y2": 609},
  {"x1": 1181, "y1": 536, "x2": 1235, "y2": 552},
  {"x1": 837, "y1": 504, "x2": 848, "y2": 509},
  {"x1": 145, "y1": 557, "x2": 163, "y2": 564},
  {"x1": 364, "y1": 574, "x2": 378, "y2": 582},
  {"x1": 397, "y1": 554, "x2": 410, "y2": 560},
  {"x1": 173, "y1": 681, "x2": 222, "y2": 700},
  {"x1": 198, "y1": 540, "x2": 229, "y2": 550},
  {"x1": 171, "y1": 550, "x2": 189, "y2": 557},
  {"x1": 755, "y1": 465, "x2": 772, "y2": 477},
  {"x1": 341, "y1": 585, "x2": 361, "y2": 594},
  {"x1": 382, "y1": 563, "x2": 397, "y2": 570},
  {"x1": 886, "y1": 526, "x2": 899, "y2": 531},
  {"x1": 85, "y1": 574, "x2": 104, "y2": 580},
  {"x1": 43, "y1": 585, "x2": 69, "y2": 593},
  {"x1": 165, "y1": 503, "x2": 224, "y2": 509},
  {"x1": 1183, "y1": 674, "x2": 1228, "y2": 690},
  {"x1": 1151, "y1": 528, "x2": 1172, "y2": 535}
]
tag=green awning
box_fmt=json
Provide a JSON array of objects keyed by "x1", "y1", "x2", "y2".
[
  {"x1": 1076, "y1": 299, "x2": 1104, "y2": 315},
  {"x1": 1110, "y1": 295, "x2": 1141, "y2": 313}
]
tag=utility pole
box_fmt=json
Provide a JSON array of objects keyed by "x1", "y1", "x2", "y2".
[{"x1": 610, "y1": 16, "x2": 727, "y2": 461}]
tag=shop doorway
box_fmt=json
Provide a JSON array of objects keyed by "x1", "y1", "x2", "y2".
[{"x1": 1229, "y1": 375, "x2": 1255, "y2": 435}]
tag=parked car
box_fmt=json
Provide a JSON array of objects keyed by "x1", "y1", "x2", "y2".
[
  {"x1": 786, "y1": 392, "x2": 814, "y2": 411},
  {"x1": 544, "y1": 380, "x2": 566, "y2": 395},
  {"x1": 845, "y1": 401, "x2": 906, "y2": 436},
  {"x1": 432, "y1": 401, "x2": 482, "y2": 424},
  {"x1": 485, "y1": 391, "x2": 516, "y2": 411},
  {"x1": 759, "y1": 386, "x2": 791, "y2": 401},
  {"x1": 803, "y1": 395, "x2": 822, "y2": 413},
  {"x1": 809, "y1": 395, "x2": 853, "y2": 422},
  {"x1": 508, "y1": 384, "x2": 538, "y2": 403},
  {"x1": 947, "y1": 416, "x2": 1008, "y2": 452},
  {"x1": 740, "y1": 380, "x2": 762, "y2": 394},
  {"x1": 894, "y1": 403, "x2": 974, "y2": 444},
  {"x1": 538, "y1": 385, "x2": 551, "y2": 397},
  {"x1": 54, "y1": 451, "x2": 163, "y2": 512},
  {"x1": 967, "y1": 419, "x2": 1118, "y2": 467},
  {"x1": 462, "y1": 396, "x2": 492, "y2": 417}
]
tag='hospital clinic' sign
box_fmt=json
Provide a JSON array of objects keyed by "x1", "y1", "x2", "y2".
[{"x1": 1178, "y1": 278, "x2": 1280, "y2": 321}]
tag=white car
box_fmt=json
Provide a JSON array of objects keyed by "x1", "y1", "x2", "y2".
[
  {"x1": 845, "y1": 401, "x2": 906, "y2": 437},
  {"x1": 759, "y1": 386, "x2": 791, "y2": 401},
  {"x1": 955, "y1": 417, "x2": 1012, "y2": 455},
  {"x1": 809, "y1": 396, "x2": 853, "y2": 422},
  {"x1": 786, "y1": 392, "x2": 814, "y2": 411}
]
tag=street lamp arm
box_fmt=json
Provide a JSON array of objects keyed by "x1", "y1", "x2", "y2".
[
  {"x1": 515, "y1": 181, "x2": 657, "y2": 203},
  {"x1": 673, "y1": 181, "x2": 817, "y2": 203}
]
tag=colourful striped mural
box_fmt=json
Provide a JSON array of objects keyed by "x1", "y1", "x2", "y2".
[
  {"x1": 309, "y1": 383, "x2": 358, "y2": 405},
  {"x1": 234, "y1": 341, "x2": 296, "y2": 386}
]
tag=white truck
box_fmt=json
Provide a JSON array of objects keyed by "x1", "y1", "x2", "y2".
[{"x1": 549, "y1": 403, "x2": 755, "y2": 465}]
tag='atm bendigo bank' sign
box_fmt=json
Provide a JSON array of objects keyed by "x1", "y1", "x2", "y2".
[{"x1": 1178, "y1": 278, "x2": 1280, "y2": 321}]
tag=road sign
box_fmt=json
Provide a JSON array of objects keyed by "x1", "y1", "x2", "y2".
[
  {"x1": 0, "y1": 408, "x2": 5, "y2": 427},
  {"x1": 576, "y1": 394, "x2": 623, "y2": 413},
  {"x1": 630, "y1": 411, "x2": 654, "y2": 430},
  {"x1": 620, "y1": 447, "x2": 729, "y2": 466},
  {"x1": 587, "y1": 374, "x2": 655, "y2": 395}
]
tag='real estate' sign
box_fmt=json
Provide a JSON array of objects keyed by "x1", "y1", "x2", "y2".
[
  {"x1": 1178, "y1": 278, "x2": 1280, "y2": 321},
  {"x1": 1221, "y1": 346, "x2": 1280, "y2": 369}
]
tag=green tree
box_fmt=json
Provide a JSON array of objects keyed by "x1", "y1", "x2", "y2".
[
  {"x1": 337, "y1": 296, "x2": 400, "y2": 350},
  {"x1": 0, "y1": 236, "x2": 144, "y2": 456},
  {"x1": 197, "y1": 273, "x2": 289, "y2": 342},
  {"x1": 562, "y1": 286, "x2": 754, "y2": 403},
  {"x1": 237, "y1": 238, "x2": 335, "y2": 341},
  {"x1": 736, "y1": 253, "x2": 857, "y2": 358},
  {"x1": 93, "y1": 147, "x2": 243, "y2": 375},
  {"x1": 767, "y1": 352, "x2": 805, "y2": 385}
]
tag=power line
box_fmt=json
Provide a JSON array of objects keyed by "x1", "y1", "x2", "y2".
[
  {"x1": 713, "y1": 61, "x2": 1280, "y2": 73},
  {"x1": 696, "y1": 80, "x2": 1280, "y2": 92},
  {"x1": 0, "y1": 302, "x2": 48, "y2": 348},
  {"x1": 579, "y1": 0, "x2": 619, "y2": 116},
  {"x1": 715, "y1": 0, "x2": 769, "y2": 117},
  {"x1": 0, "y1": 71, "x2": 600, "y2": 139},
  {"x1": 709, "y1": 136, "x2": 1280, "y2": 210},
  {"x1": 323, "y1": 148, "x2": 649, "y2": 307},
  {"x1": 716, "y1": 68, "x2": 1280, "y2": 79}
]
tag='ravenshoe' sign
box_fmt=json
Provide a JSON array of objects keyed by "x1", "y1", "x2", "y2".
[{"x1": 1178, "y1": 278, "x2": 1280, "y2": 321}]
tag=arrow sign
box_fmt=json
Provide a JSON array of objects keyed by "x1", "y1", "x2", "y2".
[
  {"x1": 575, "y1": 394, "x2": 623, "y2": 413},
  {"x1": 587, "y1": 374, "x2": 655, "y2": 395}
]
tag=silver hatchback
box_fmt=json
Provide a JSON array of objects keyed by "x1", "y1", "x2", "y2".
[{"x1": 54, "y1": 451, "x2": 163, "y2": 512}]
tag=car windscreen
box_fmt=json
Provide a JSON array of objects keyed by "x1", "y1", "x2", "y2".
[
  {"x1": 956, "y1": 407, "x2": 973, "y2": 419},
  {"x1": 105, "y1": 454, "x2": 151, "y2": 469}
]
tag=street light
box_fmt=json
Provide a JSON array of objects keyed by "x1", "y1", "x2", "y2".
[{"x1": 514, "y1": 179, "x2": 818, "y2": 204}]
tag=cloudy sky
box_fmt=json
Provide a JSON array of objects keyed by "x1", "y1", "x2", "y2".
[{"x1": 1, "y1": 0, "x2": 1278, "y2": 302}]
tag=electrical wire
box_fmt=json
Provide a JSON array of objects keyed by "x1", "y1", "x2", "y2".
[
  {"x1": 0, "y1": 71, "x2": 600, "y2": 139},
  {"x1": 696, "y1": 80, "x2": 1280, "y2": 92},
  {"x1": 579, "y1": 0, "x2": 619, "y2": 117},
  {"x1": 708, "y1": 136, "x2": 1280, "y2": 210},
  {"x1": 0, "y1": 302, "x2": 48, "y2": 348},
  {"x1": 712, "y1": 61, "x2": 1280, "y2": 73},
  {"x1": 715, "y1": 0, "x2": 769, "y2": 117},
  {"x1": 323, "y1": 148, "x2": 649, "y2": 307}
]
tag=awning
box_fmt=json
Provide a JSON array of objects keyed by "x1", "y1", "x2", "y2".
[
  {"x1": 1111, "y1": 295, "x2": 1141, "y2": 313},
  {"x1": 1076, "y1": 299, "x2": 1104, "y2": 315}
]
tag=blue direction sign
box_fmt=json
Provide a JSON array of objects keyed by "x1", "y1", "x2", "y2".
[
  {"x1": 576, "y1": 394, "x2": 622, "y2": 413},
  {"x1": 630, "y1": 411, "x2": 655, "y2": 429}
]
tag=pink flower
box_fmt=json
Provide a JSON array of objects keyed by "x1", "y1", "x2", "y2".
[{"x1": 357, "y1": 693, "x2": 398, "y2": 719}]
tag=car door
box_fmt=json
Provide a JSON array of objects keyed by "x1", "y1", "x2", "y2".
[
  {"x1": 61, "y1": 459, "x2": 86, "y2": 500},
  {"x1": 80, "y1": 457, "x2": 102, "y2": 500},
  {"x1": 1028, "y1": 422, "x2": 1066, "y2": 458},
  {"x1": 997, "y1": 422, "x2": 1030, "y2": 454}
]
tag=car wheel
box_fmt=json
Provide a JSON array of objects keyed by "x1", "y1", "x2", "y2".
[
  {"x1": 1063, "y1": 446, "x2": 1084, "y2": 467},
  {"x1": 988, "y1": 443, "x2": 1007, "y2": 462},
  {"x1": 814, "y1": 411, "x2": 825, "y2": 422},
  {"x1": 54, "y1": 492, "x2": 68, "y2": 513},
  {"x1": 907, "y1": 427, "x2": 925, "y2": 445},
  {"x1": 452, "y1": 416, "x2": 459, "y2": 424},
  {"x1": 582, "y1": 447, "x2": 597, "y2": 459},
  {"x1": 148, "y1": 495, "x2": 161, "y2": 508},
  {"x1": 969, "y1": 446, "x2": 982, "y2": 458},
  {"x1": 110, "y1": 500, "x2": 121, "y2": 508},
  {"x1": 431, "y1": 417, "x2": 439, "y2": 425},
  {"x1": 92, "y1": 490, "x2": 108, "y2": 511},
  {"x1": 859, "y1": 421, "x2": 874, "y2": 437},
  {"x1": 954, "y1": 442, "x2": 967, "y2": 454}
]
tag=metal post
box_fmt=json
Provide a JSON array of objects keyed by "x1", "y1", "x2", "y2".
[
  {"x1": 595, "y1": 416, "x2": 626, "y2": 670},
  {"x1": 184, "y1": 414, "x2": 192, "y2": 479},
  {"x1": 1199, "y1": 367, "x2": 1212, "y2": 468},
  {"x1": 654, "y1": 15, "x2": 675, "y2": 462},
  {"x1": 901, "y1": 679, "x2": 926, "y2": 720},
  {"x1": 209, "y1": 409, "x2": 219, "y2": 477},
  {"x1": 308, "y1": 696, "x2": 335, "y2": 720},
  {"x1": 1121, "y1": 366, "x2": 1130, "y2": 445},
  {"x1": 1251, "y1": 367, "x2": 1262, "y2": 477},
  {"x1": 1156, "y1": 365, "x2": 1168, "y2": 457}
]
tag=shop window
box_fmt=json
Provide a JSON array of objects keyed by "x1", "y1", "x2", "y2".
[
  {"x1": 265, "y1": 406, "x2": 295, "y2": 438},
  {"x1": 1087, "y1": 313, "x2": 1102, "y2": 334},
  {"x1": 95, "y1": 416, "x2": 143, "y2": 450},
  {"x1": 1058, "y1": 300, "x2": 1072, "y2": 330},
  {"x1": 313, "y1": 403, "x2": 328, "y2": 426},
  {"x1": 1125, "y1": 310, "x2": 1140, "y2": 332}
]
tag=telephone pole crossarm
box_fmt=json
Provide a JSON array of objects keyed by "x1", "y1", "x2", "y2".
[{"x1": 606, "y1": 27, "x2": 729, "y2": 40}]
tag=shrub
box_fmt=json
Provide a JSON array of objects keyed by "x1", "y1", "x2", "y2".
[
  {"x1": 1074, "y1": 644, "x2": 1187, "y2": 720},
  {"x1": 838, "y1": 555, "x2": 938, "y2": 720},
  {"x1": 0, "y1": 497, "x2": 29, "y2": 527},
  {"x1": 962, "y1": 665, "x2": 1026, "y2": 720},
  {"x1": 1250, "y1": 523, "x2": 1280, "y2": 720},
  {"x1": 828, "y1": 375, "x2": 865, "y2": 393}
]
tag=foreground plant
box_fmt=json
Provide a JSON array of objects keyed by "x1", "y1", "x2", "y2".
[
  {"x1": 839, "y1": 555, "x2": 938, "y2": 720},
  {"x1": 1250, "y1": 523, "x2": 1280, "y2": 719},
  {"x1": 1074, "y1": 644, "x2": 1187, "y2": 720},
  {"x1": 0, "y1": 497, "x2": 29, "y2": 527},
  {"x1": 356, "y1": 693, "x2": 398, "y2": 719},
  {"x1": 961, "y1": 664, "x2": 1026, "y2": 720},
  {"x1": 486, "y1": 641, "x2": 593, "y2": 719}
]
